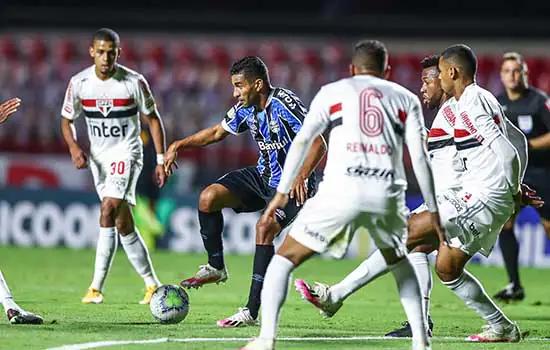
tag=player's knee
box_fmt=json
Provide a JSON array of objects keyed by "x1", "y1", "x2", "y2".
[
  {"x1": 255, "y1": 220, "x2": 279, "y2": 245},
  {"x1": 435, "y1": 260, "x2": 460, "y2": 282},
  {"x1": 198, "y1": 186, "x2": 219, "y2": 213},
  {"x1": 502, "y1": 218, "x2": 515, "y2": 231},
  {"x1": 100, "y1": 200, "x2": 118, "y2": 224}
]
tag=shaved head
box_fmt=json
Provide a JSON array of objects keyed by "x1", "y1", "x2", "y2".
[
  {"x1": 440, "y1": 44, "x2": 477, "y2": 79},
  {"x1": 352, "y1": 40, "x2": 388, "y2": 75}
]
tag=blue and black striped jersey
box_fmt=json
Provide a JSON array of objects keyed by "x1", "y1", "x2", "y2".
[{"x1": 221, "y1": 87, "x2": 315, "y2": 189}]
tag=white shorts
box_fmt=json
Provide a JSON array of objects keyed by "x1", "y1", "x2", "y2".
[
  {"x1": 89, "y1": 156, "x2": 143, "y2": 206},
  {"x1": 410, "y1": 203, "x2": 429, "y2": 216},
  {"x1": 288, "y1": 191, "x2": 408, "y2": 259},
  {"x1": 437, "y1": 188, "x2": 513, "y2": 257}
]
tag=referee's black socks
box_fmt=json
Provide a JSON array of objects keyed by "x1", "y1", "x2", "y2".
[
  {"x1": 498, "y1": 228, "x2": 521, "y2": 288},
  {"x1": 198, "y1": 210, "x2": 225, "y2": 270}
]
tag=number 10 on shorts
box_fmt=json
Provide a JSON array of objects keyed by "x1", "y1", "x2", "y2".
[{"x1": 110, "y1": 161, "x2": 126, "y2": 175}]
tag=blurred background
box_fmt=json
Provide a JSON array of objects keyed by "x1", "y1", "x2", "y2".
[{"x1": 1, "y1": 0, "x2": 549, "y2": 266}]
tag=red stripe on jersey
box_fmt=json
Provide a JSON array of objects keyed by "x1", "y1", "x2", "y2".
[
  {"x1": 329, "y1": 103, "x2": 342, "y2": 115},
  {"x1": 454, "y1": 129, "x2": 471, "y2": 138},
  {"x1": 81, "y1": 98, "x2": 135, "y2": 107},
  {"x1": 398, "y1": 109, "x2": 407, "y2": 123},
  {"x1": 429, "y1": 128, "x2": 448, "y2": 137}
]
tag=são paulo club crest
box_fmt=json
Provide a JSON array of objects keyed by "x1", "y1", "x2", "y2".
[{"x1": 96, "y1": 98, "x2": 114, "y2": 117}]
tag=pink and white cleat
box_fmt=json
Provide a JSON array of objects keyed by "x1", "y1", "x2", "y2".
[
  {"x1": 180, "y1": 264, "x2": 228, "y2": 289},
  {"x1": 294, "y1": 279, "x2": 342, "y2": 318},
  {"x1": 217, "y1": 307, "x2": 258, "y2": 328},
  {"x1": 466, "y1": 323, "x2": 521, "y2": 342},
  {"x1": 240, "y1": 338, "x2": 274, "y2": 350}
]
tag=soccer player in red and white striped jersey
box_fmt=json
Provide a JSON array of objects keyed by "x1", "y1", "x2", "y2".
[{"x1": 60, "y1": 28, "x2": 168, "y2": 305}]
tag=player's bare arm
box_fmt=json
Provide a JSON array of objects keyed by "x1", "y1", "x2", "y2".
[
  {"x1": 0, "y1": 98, "x2": 21, "y2": 124},
  {"x1": 61, "y1": 118, "x2": 88, "y2": 169},
  {"x1": 289, "y1": 135, "x2": 326, "y2": 206},
  {"x1": 164, "y1": 123, "x2": 230, "y2": 175},
  {"x1": 528, "y1": 132, "x2": 550, "y2": 150},
  {"x1": 142, "y1": 110, "x2": 168, "y2": 188}
]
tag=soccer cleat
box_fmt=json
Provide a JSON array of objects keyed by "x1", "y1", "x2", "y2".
[
  {"x1": 466, "y1": 323, "x2": 521, "y2": 342},
  {"x1": 294, "y1": 279, "x2": 342, "y2": 318},
  {"x1": 139, "y1": 285, "x2": 158, "y2": 305},
  {"x1": 494, "y1": 283, "x2": 525, "y2": 302},
  {"x1": 240, "y1": 338, "x2": 274, "y2": 350},
  {"x1": 7, "y1": 309, "x2": 44, "y2": 325},
  {"x1": 180, "y1": 264, "x2": 228, "y2": 289},
  {"x1": 385, "y1": 315, "x2": 434, "y2": 337},
  {"x1": 217, "y1": 307, "x2": 258, "y2": 328},
  {"x1": 81, "y1": 288, "x2": 104, "y2": 304}
]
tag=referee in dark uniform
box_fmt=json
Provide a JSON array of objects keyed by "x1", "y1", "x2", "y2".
[{"x1": 495, "y1": 52, "x2": 550, "y2": 301}]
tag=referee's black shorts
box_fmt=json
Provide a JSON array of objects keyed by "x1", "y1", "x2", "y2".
[
  {"x1": 523, "y1": 167, "x2": 550, "y2": 220},
  {"x1": 215, "y1": 166, "x2": 316, "y2": 229}
]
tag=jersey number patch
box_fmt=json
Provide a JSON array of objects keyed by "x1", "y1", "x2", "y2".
[{"x1": 359, "y1": 88, "x2": 384, "y2": 137}]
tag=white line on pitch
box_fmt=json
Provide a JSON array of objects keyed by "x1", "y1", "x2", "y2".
[{"x1": 47, "y1": 336, "x2": 550, "y2": 350}]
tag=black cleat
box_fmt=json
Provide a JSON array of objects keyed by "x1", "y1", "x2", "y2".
[
  {"x1": 385, "y1": 315, "x2": 434, "y2": 338},
  {"x1": 6, "y1": 309, "x2": 44, "y2": 325},
  {"x1": 494, "y1": 284, "x2": 525, "y2": 302}
]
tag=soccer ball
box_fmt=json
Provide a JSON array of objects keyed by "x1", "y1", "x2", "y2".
[{"x1": 149, "y1": 285, "x2": 190, "y2": 324}]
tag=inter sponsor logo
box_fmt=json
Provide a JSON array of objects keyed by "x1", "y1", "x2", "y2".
[{"x1": 89, "y1": 121, "x2": 129, "y2": 138}]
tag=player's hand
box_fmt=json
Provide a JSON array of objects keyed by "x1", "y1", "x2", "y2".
[
  {"x1": 289, "y1": 175, "x2": 308, "y2": 206},
  {"x1": 0, "y1": 97, "x2": 21, "y2": 124},
  {"x1": 155, "y1": 164, "x2": 167, "y2": 188},
  {"x1": 70, "y1": 146, "x2": 88, "y2": 169},
  {"x1": 517, "y1": 183, "x2": 544, "y2": 209},
  {"x1": 430, "y1": 212, "x2": 446, "y2": 246},
  {"x1": 164, "y1": 143, "x2": 179, "y2": 176},
  {"x1": 261, "y1": 192, "x2": 288, "y2": 226}
]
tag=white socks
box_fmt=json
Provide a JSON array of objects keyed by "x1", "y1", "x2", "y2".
[
  {"x1": 120, "y1": 229, "x2": 161, "y2": 287},
  {"x1": 329, "y1": 249, "x2": 390, "y2": 303},
  {"x1": 408, "y1": 252, "x2": 432, "y2": 319},
  {"x1": 443, "y1": 270, "x2": 512, "y2": 331},
  {"x1": 391, "y1": 258, "x2": 429, "y2": 348},
  {"x1": 90, "y1": 227, "x2": 118, "y2": 291},
  {"x1": 0, "y1": 270, "x2": 19, "y2": 312},
  {"x1": 259, "y1": 255, "x2": 295, "y2": 341}
]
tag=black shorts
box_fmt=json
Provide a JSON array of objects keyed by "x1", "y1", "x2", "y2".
[
  {"x1": 215, "y1": 166, "x2": 317, "y2": 229},
  {"x1": 524, "y1": 167, "x2": 550, "y2": 220}
]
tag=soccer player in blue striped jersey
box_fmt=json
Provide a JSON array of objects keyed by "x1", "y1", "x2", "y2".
[{"x1": 164, "y1": 56, "x2": 327, "y2": 327}]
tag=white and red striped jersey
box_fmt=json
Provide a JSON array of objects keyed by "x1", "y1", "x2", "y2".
[
  {"x1": 427, "y1": 98, "x2": 460, "y2": 193},
  {"x1": 277, "y1": 75, "x2": 437, "y2": 214},
  {"x1": 454, "y1": 83, "x2": 520, "y2": 205},
  {"x1": 61, "y1": 64, "x2": 157, "y2": 160}
]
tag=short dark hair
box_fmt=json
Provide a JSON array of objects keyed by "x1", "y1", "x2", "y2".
[
  {"x1": 92, "y1": 28, "x2": 120, "y2": 46},
  {"x1": 503, "y1": 51, "x2": 528, "y2": 73},
  {"x1": 440, "y1": 44, "x2": 477, "y2": 77},
  {"x1": 420, "y1": 55, "x2": 440, "y2": 69},
  {"x1": 230, "y1": 56, "x2": 270, "y2": 84},
  {"x1": 352, "y1": 40, "x2": 388, "y2": 74}
]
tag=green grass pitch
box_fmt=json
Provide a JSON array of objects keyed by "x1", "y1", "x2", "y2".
[{"x1": 1, "y1": 246, "x2": 550, "y2": 349}]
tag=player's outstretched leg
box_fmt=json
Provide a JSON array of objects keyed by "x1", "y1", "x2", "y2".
[
  {"x1": 182, "y1": 184, "x2": 242, "y2": 289},
  {"x1": 241, "y1": 236, "x2": 315, "y2": 350},
  {"x1": 0, "y1": 271, "x2": 43, "y2": 325},
  {"x1": 495, "y1": 217, "x2": 525, "y2": 302},
  {"x1": 117, "y1": 202, "x2": 161, "y2": 304},
  {"x1": 295, "y1": 249, "x2": 389, "y2": 318},
  {"x1": 436, "y1": 244, "x2": 520, "y2": 342},
  {"x1": 82, "y1": 199, "x2": 119, "y2": 304}
]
